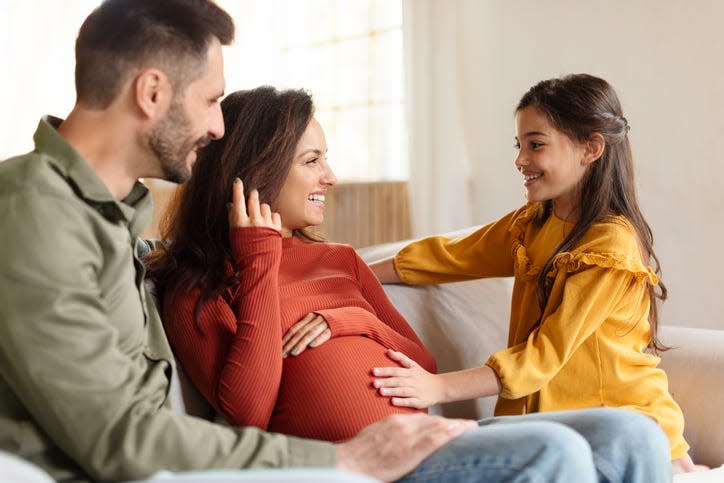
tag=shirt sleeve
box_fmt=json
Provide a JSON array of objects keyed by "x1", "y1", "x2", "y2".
[
  {"x1": 164, "y1": 227, "x2": 285, "y2": 429},
  {"x1": 394, "y1": 207, "x2": 524, "y2": 285},
  {"x1": 486, "y1": 262, "x2": 635, "y2": 399},
  {"x1": 314, "y1": 251, "x2": 436, "y2": 373},
  {"x1": 0, "y1": 192, "x2": 334, "y2": 482}
]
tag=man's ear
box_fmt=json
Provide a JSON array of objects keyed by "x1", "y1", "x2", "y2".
[
  {"x1": 134, "y1": 68, "x2": 172, "y2": 120},
  {"x1": 582, "y1": 132, "x2": 606, "y2": 165}
]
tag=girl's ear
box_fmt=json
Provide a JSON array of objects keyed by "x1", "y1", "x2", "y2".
[{"x1": 582, "y1": 132, "x2": 606, "y2": 165}]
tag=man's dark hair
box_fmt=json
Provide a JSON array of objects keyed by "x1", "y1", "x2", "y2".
[{"x1": 75, "y1": 0, "x2": 234, "y2": 108}]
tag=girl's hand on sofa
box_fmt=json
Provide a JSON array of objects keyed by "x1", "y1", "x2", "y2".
[
  {"x1": 372, "y1": 350, "x2": 443, "y2": 408},
  {"x1": 282, "y1": 313, "x2": 331, "y2": 357}
]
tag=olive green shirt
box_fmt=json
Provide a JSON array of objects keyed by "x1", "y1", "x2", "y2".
[{"x1": 0, "y1": 117, "x2": 335, "y2": 482}]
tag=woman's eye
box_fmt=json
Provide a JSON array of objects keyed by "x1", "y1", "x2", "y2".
[
  {"x1": 531, "y1": 142, "x2": 543, "y2": 149},
  {"x1": 305, "y1": 158, "x2": 318, "y2": 165},
  {"x1": 513, "y1": 142, "x2": 520, "y2": 149}
]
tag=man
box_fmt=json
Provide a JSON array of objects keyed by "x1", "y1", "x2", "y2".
[{"x1": 0, "y1": 1, "x2": 672, "y2": 482}]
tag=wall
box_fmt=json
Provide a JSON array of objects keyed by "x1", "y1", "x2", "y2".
[{"x1": 449, "y1": 0, "x2": 723, "y2": 329}]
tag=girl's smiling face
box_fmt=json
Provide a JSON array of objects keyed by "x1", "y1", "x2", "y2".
[
  {"x1": 514, "y1": 106, "x2": 593, "y2": 221},
  {"x1": 272, "y1": 117, "x2": 337, "y2": 236}
]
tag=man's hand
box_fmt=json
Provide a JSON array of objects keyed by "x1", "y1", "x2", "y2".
[
  {"x1": 229, "y1": 178, "x2": 281, "y2": 231},
  {"x1": 335, "y1": 413, "x2": 476, "y2": 482},
  {"x1": 372, "y1": 350, "x2": 444, "y2": 409},
  {"x1": 282, "y1": 313, "x2": 331, "y2": 357}
]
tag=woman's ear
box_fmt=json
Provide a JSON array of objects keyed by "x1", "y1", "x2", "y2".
[
  {"x1": 134, "y1": 68, "x2": 172, "y2": 120},
  {"x1": 582, "y1": 132, "x2": 606, "y2": 165}
]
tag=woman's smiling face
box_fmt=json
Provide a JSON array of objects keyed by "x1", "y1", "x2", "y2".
[{"x1": 273, "y1": 117, "x2": 337, "y2": 236}]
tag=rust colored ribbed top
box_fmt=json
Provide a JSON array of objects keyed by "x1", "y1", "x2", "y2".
[{"x1": 163, "y1": 227, "x2": 436, "y2": 442}]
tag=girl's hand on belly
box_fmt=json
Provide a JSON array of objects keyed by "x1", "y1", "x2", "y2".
[
  {"x1": 282, "y1": 313, "x2": 332, "y2": 357},
  {"x1": 372, "y1": 349, "x2": 443, "y2": 409}
]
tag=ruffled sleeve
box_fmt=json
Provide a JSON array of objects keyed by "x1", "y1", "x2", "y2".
[{"x1": 550, "y1": 252, "x2": 658, "y2": 285}]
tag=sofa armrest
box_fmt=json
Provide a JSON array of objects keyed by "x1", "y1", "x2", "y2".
[{"x1": 659, "y1": 326, "x2": 724, "y2": 467}]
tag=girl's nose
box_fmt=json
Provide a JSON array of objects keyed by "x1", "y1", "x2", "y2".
[{"x1": 514, "y1": 151, "x2": 528, "y2": 171}]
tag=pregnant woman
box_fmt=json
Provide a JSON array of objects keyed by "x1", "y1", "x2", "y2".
[{"x1": 146, "y1": 86, "x2": 435, "y2": 442}]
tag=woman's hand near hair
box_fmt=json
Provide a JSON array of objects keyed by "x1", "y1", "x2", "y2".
[
  {"x1": 282, "y1": 313, "x2": 332, "y2": 357},
  {"x1": 228, "y1": 178, "x2": 282, "y2": 231}
]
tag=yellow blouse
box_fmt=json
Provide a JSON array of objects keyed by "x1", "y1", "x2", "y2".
[{"x1": 394, "y1": 202, "x2": 688, "y2": 459}]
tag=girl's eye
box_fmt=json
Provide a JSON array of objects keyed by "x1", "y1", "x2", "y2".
[
  {"x1": 530, "y1": 141, "x2": 543, "y2": 149},
  {"x1": 513, "y1": 141, "x2": 521, "y2": 150}
]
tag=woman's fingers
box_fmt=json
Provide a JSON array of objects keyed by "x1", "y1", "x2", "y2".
[
  {"x1": 229, "y1": 180, "x2": 282, "y2": 232},
  {"x1": 290, "y1": 321, "x2": 328, "y2": 355},
  {"x1": 231, "y1": 178, "x2": 245, "y2": 212},
  {"x1": 282, "y1": 314, "x2": 330, "y2": 357},
  {"x1": 271, "y1": 212, "x2": 282, "y2": 231},
  {"x1": 282, "y1": 313, "x2": 316, "y2": 345},
  {"x1": 229, "y1": 178, "x2": 249, "y2": 227},
  {"x1": 309, "y1": 327, "x2": 331, "y2": 347},
  {"x1": 246, "y1": 189, "x2": 262, "y2": 222}
]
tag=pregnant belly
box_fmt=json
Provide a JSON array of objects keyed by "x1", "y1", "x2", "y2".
[{"x1": 267, "y1": 336, "x2": 422, "y2": 442}]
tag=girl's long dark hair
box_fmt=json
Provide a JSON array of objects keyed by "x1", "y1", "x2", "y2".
[
  {"x1": 145, "y1": 86, "x2": 320, "y2": 313},
  {"x1": 518, "y1": 74, "x2": 668, "y2": 353}
]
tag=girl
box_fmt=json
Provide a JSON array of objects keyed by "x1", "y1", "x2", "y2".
[
  {"x1": 146, "y1": 86, "x2": 436, "y2": 443},
  {"x1": 370, "y1": 74, "x2": 705, "y2": 473}
]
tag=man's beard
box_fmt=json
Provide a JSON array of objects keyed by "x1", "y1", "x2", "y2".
[{"x1": 148, "y1": 98, "x2": 210, "y2": 184}]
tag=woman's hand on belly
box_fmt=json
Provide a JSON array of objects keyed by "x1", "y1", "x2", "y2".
[{"x1": 282, "y1": 313, "x2": 331, "y2": 357}]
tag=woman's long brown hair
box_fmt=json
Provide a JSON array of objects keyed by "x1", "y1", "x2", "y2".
[
  {"x1": 518, "y1": 74, "x2": 668, "y2": 353},
  {"x1": 145, "y1": 86, "x2": 319, "y2": 314}
]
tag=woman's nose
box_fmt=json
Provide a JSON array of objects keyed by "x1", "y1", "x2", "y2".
[{"x1": 322, "y1": 162, "x2": 337, "y2": 186}]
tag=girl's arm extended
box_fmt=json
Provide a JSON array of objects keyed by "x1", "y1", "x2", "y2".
[
  {"x1": 368, "y1": 256, "x2": 403, "y2": 284},
  {"x1": 372, "y1": 351, "x2": 501, "y2": 408},
  {"x1": 373, "y1": 262, "x2": 634, "y2": 408}
]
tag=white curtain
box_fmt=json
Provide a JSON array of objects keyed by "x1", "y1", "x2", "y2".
[
  {"x1": 0, "y1": 1, "x2": 99, "y2": 160},
  {"x1": 402, "y1": 0, "x2": 474, "y2": 237}
]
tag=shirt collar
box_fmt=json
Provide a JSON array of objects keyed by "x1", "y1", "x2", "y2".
[{"x1": 35, "y1": 115, "x2": 152, "y2": 238}]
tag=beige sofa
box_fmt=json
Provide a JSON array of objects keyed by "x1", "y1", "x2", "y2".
[
  {"x1": 357, "y1": 234, "x2": 724, "y2": 481},
  {"x1": 162, "y1": 230, "x2": 724, "y2": 481}
]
